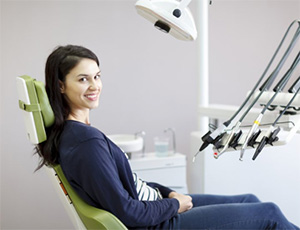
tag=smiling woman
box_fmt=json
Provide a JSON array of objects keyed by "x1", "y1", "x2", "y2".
[
  {"x1": 60, "y1": 58, "x2": 102, "y2": 124},
  {"x1": 35, "y1": 45, "x2": 100, "y2": 170}
]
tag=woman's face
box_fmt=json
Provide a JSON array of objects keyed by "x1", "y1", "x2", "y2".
[{"x1": 60, "y1": 58, "x2": 102, "y2": 118}]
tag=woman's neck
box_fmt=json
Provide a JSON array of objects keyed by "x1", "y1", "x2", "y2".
[{"x1": 67, "y1": 111, "x2": 90, "y2": 125}]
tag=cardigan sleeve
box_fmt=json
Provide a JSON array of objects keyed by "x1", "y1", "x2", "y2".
[
  {"x1": 65, "y1": 137, "x2": 179, "y2": 228},
  {"x1": 146, "y1": 182, "x2": 175, "y2": 198}
]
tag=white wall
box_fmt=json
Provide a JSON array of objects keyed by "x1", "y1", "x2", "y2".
[
  {"x1": 209, "y1": 0, "x2": 300, "y2": 106},
  {"x1": 1, "y1": 0, "x2": 299, "y2": 229}
]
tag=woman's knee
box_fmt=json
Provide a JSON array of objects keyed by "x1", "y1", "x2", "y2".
[
  {"x1": 263, "y1": 202, "x2": 281, "y2": 215},
  {"x1": 241, "y1": 193, "x2": 261, "y2": 203}
]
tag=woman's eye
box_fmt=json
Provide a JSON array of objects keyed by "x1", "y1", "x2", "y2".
[
  {"x1": 95, "y1": 75, "x2": 101, "y2": 80},
  {"x1": 80, "y1": 77, "x2": 87, "y2": 82}
]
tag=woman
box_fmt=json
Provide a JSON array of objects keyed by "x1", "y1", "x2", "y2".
[{"x1": 37, "y1": 44, "x2": 299, "y2": 229}]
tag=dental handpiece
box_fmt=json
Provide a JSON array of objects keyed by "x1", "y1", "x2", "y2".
[
  {"x1": 288, "y1": 75, "x2": 300, "y2": 93},
  {"x1": 239, "y1": 113, "x2": 263, "y2": 161},
  {"x1": 198, "y1": 124, "x2": 227, "y2": 151},
  {"x1": 216, "y1": 121, "x2": 242, "y2": 157},
  {"x1": 252, "y1": 125, "x2": 280, "y2": 160},
  {"x1": 193, "y1": 124, "x2": 227, "y2": 162}
]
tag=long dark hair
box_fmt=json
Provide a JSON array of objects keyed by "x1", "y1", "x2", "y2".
[{"x1": 35, "y1": 45, "x2": 99, "y2": 170}]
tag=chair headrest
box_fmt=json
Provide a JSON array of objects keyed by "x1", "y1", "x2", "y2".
[{"x1": 17, "y1": 75, "x2": 55, "y2": 144}]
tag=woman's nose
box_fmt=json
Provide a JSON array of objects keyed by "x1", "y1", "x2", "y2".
[{"x1": 89, "y1": 79, "x2": 100, "y2": 90}]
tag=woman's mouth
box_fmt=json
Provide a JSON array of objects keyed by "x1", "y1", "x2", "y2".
[{"x1": 85, "y1": 94, "x2": 98, "y2": 101}]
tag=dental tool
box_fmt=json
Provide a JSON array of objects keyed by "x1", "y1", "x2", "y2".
[
  {"x1": 247, "y1": 129, "x2": 262, "y2": 148},
  {"x1": 195, "y1": 20, "x2": 300, "y2": 160},
  {"x1": 240, "y1": 50, "x2": 300, "y2": 160},
  {"x1": 252, "y1": 80, "x2": 300, "y2": 160},
  {"x1": 252, "y1": 126, "x2": 280, "y2": 160},
  {"x1": 229, "y1": 130, "x2": 243, "y2": 149},
  {"x1": 214, "y1": 121, "x2": 242, "y2": 158},
  {"x1": 288, "y1": 75, "x2": 300, "y2": 93},
  {"x1": 253, "y1": 75, "x2": 300, "y2": 159}
]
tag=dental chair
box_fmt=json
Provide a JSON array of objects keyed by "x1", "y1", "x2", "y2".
[{"x1": 16, "y1": 75, "x2": 127, "y2": 230}]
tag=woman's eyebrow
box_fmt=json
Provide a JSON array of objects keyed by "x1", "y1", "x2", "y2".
[
  {"x1": 76, "y1": 71, "x2": 101, "y2": 78},
  {"x1": 76, "y1": 73, "x2": 89, "y2": 78}
]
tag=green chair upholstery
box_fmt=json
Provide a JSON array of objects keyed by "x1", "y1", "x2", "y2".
[
  {"x1": 53, "y1": 164, "x2": 127, "y2": 230},
  {"x1": 17, "y1": 75, "x2": 127, "y2": 230},
  {"x1": 17, "y1": 75, "x2": 55, "y2": 144}
]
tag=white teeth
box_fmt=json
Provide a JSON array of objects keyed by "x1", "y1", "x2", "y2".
[{"x1": 86, "y1": 95, "x2": 97, "y2": 98}]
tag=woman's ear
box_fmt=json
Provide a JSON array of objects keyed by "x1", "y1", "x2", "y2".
[{"x1": 59, "y1": 80, "x2": 65, "y2": 93}]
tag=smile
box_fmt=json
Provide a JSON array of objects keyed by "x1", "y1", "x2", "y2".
[{"x1": 85, "y1": 94, "x2": 98, "y2": 101}]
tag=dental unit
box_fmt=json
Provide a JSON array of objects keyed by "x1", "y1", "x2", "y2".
[
  {"x1": 195, "y1": 20, "x2": 300, "y2": 159},
  {"x1": 252, "y1": 75, "x2": 300, "y2": 160},
  {"x1": 194, "y1": 20, "x2": 300, "y2": 161},
  {"x1": 252, "y1": 84, "x2": 300, "y2": 160},
  {"x1": 134, "y1": 1, "x2": 300, "y2": 162},
  {"x1": 239, "y1": 50, "x2": 300, "y2": 161}
]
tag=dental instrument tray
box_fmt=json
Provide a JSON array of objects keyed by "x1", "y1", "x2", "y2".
[{"x1": 194, "y1": 19, "x2": 300, "y2": 161}]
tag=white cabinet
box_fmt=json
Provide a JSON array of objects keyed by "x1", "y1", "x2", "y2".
[{"x1": 129, "y1": 153, "x2": 188, "y2": 194}]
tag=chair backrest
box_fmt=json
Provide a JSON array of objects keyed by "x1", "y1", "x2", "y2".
[
  {"x1": 53, "y1": 164, "x2": 127, "y2": 230},
  {"x1": 16, "y1": 75, "x2": 55, "y2": 144},
  {"x1": 16, "y1": 75, "x2": 127, "y2": 230}
]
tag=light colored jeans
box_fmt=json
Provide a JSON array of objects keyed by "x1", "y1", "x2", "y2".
[{"x1": 173, "y1": 194, "x2": 299, "y2": 229}]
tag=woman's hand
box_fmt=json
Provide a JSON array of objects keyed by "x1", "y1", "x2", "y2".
[{"x1": 168, "y1": 192, "x2": 193, "y2": 213}]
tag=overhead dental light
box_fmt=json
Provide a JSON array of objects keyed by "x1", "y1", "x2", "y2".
[{"x1": 135, "y1": 0, "x2": 197, "y2": 41}]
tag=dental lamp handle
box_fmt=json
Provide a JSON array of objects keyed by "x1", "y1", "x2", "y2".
[{"x1": 173, "y1": 0, "x2": 193, "y2": 18}]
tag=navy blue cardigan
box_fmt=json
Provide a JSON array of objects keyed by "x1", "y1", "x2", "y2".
[{"x1": 59, "y1": 121, "x2": 179, "y2": 229}]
